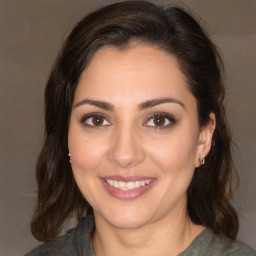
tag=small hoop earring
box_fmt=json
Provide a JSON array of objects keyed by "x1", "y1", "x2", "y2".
[
  {"x1": 68, "y1": 153, "x2": 71, "y2": 163},
  {"x1": 199, "y1": 157, "x2": 205, "y2": 165}
]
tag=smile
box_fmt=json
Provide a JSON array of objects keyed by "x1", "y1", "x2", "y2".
[
  {"x1": 101, "y1": 176, "x2": 156, "y2": 200},
  {"x1": 105, "y1": 179, "x2": 152, "y2": 190}
]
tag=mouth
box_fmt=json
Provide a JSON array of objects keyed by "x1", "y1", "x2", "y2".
[
  {"x1": 100, "y1": 176, "x2": 156, "y2": 200},
  {"x1": 105, "y1": 179, "x2": 152, "y2": 190}
]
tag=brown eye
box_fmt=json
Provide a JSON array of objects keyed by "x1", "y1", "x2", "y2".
[
  {"x1": 82, "y1": 114, "x2": 111, "y2": 127},
  {"x1": 144, "y1": 113, "x2": 176, "y2": 128},
  {"x1": 92, "y1": 116, "x2": 104, "y2": 126},
  {"x1": 153, "y1": 116, "x2": 166, "y2": 126}
]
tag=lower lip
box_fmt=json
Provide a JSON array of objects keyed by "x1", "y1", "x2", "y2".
[{"x1": 101, "y1": 179, "x2": 156, "y2": 200}]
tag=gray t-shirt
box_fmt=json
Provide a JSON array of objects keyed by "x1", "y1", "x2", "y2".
[{"x1": 25, "y1": 216, "x2": 256, "y2": 256}]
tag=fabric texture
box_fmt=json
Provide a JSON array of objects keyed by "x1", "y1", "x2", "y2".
[{"x1": 25, "y1": 215, "x2": 256, "y2": 256}]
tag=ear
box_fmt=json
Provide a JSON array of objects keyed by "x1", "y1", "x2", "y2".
[{"x1": 195, "y1": 113, "x2": 216, "y2": 167}]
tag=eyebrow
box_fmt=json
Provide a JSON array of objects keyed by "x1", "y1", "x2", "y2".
[
  {"x1": 73, "y1": 97, "x2": 185, "y2": 111},
  {"x1": 74, "y1": 99, "x2": 114, "y2": 111},
  {"x1": 138, "y1": 97, "x2": 185, "y2": 110}
]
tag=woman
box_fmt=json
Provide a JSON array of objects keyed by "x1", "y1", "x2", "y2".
[{"x1": 25, "y1": 1, "x2": 256, "y2": 255}]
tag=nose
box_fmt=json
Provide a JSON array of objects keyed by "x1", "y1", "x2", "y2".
[{"x1": 107, "y1": 126, "x2": 146, "y2": 168}]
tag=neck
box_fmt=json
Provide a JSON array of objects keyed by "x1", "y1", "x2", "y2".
[{"x1": 92, "y1": 204, "x2": 204, "y2": 256}]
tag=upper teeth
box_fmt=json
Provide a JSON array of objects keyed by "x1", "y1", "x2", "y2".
[{"x1": 106, "y1": 179, "x2": 152, "y2": 190}]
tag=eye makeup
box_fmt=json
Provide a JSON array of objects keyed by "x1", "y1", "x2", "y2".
[
  {"x1": 80, "y1": 112, "x2": 111, "y2": 128},
  {"x1": 79, "y1": 110, "x2": 177, "y2": 130},
  {"x1": 143, "y1": 112, "x2": 176, "y2": 129}
]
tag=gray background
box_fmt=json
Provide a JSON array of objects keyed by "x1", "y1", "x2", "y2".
[{"x1": 0, "y1": 0, "x2": 255, "y2": 255}]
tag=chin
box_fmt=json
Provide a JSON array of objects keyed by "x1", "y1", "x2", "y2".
[
  {"x1": 108, "y1": 216, "x2": 149, "y2": 230},
  {"x1": 95, "y1": 207, "x2": 154, "y2": 230}
]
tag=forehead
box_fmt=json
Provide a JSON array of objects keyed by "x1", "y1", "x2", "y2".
[
  {"x1": 83, "y1": 45, "x2": 184, "y2": 83},
  {"x1": 74, "y1": 45, "x2": 194, "y2": 107}
]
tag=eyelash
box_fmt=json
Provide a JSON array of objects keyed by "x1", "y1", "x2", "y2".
[
  {"x1": 144, "y1": 112, "x2": 176, "y2": 129},
  {"x1": 80, "y1": 112, "x2": 176, "y2": 129},
  {"x1": 80, "y1": 113, "x2": 111, "y2": 128}
]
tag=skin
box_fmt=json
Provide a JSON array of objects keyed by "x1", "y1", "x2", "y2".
[{"x1": 68, "y1": 45, "x2": 215, "y2": 256}]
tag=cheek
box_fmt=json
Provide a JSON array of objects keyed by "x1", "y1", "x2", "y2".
[
  {"x1": 68, "y1": 130, "x2": 108, "y2": 175},
  {"x1": 147, "y1": 131, "x2": 198, "y2": 174},
  {"x1": 68, "y1": 129, "x2": 109, "y2": 206}
]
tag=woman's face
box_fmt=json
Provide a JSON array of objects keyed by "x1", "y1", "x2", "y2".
[{"x1": 68, "y1": 45, "x2": 212, "y2": 229}]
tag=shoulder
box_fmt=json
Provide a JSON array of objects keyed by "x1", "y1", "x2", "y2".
[
  {"x1": 222, "y1": 240, "x2": 256, "y2": 256},
  {"x1": 24, "y1": 215, "x2": 95, "y2": 256},
  {"x1": 24, "y1": 227, "x2": 78, "y2": 256},
  {"x1": 180, "y1": 228, "x2": 256, "y2": 256},
  {"x1": 210, "y1": 230, "x2": 256, "y2": 256},
  {"x1": 24, "y1": 247, "x2": 40, "y2": 256}
]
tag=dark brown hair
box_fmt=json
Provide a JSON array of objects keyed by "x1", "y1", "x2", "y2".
[{"x1": 31, "y1": 0, "x2": 239, "y2": 241}]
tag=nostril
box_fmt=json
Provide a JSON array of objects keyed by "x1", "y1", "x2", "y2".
[
  {"x1": 107, "y1": 148, "x2": 146, "y2": 168},
  {"x1": 107, "y1": 129, "x2": 146, "y2": 168}
]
